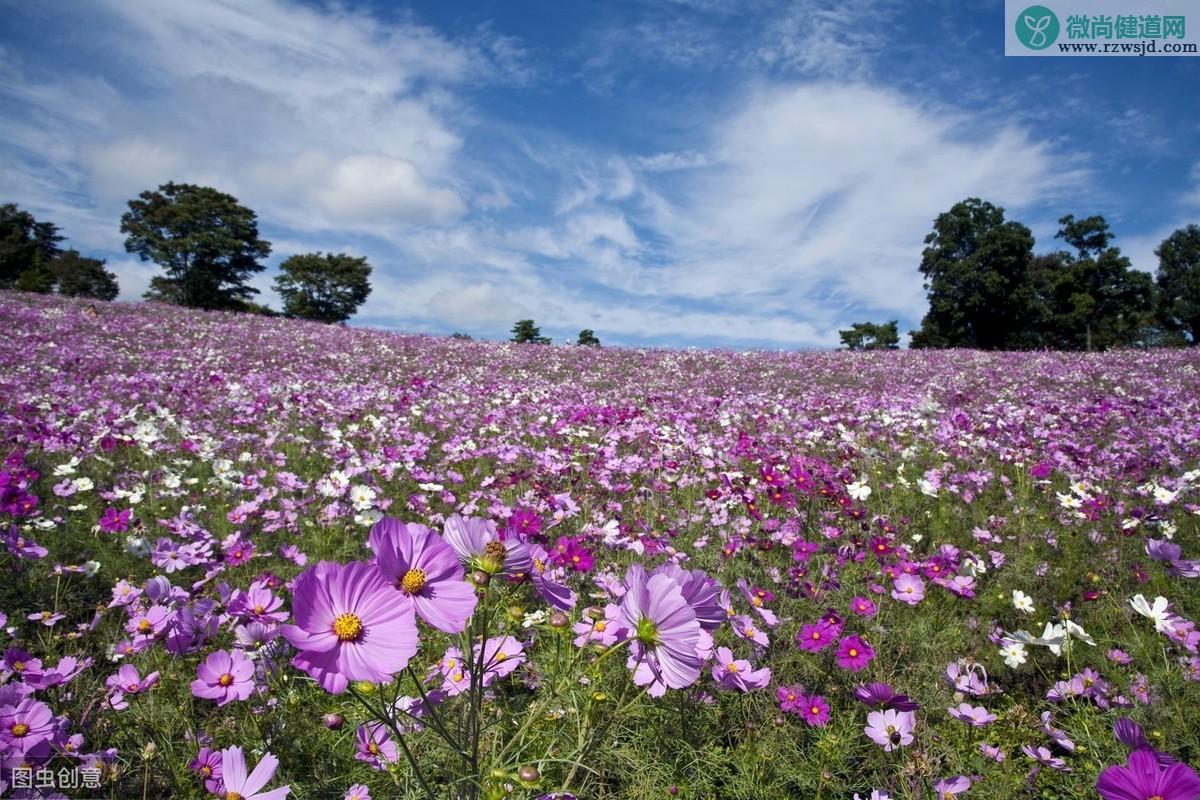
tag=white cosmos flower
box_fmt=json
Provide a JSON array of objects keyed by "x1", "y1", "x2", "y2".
[
  {"x1": 1063, "y1": 619, "x2": 1095, "y2": 646},
  {"x1": 1152, "y1": 485, "x2": 1179, "y2": 504},
  {"x1": 999, "y1": 639, "x2": 1028, "y2": 668},
  {"x1": 1130, "y1": 594, "x2": 1172, "y2": 633},
  {"x1": 1012, "y1": 590, "x2": 1035, "y2": 614},
  {"x1": 846, "y1": 480, "x2": 872, "y2": 501}
]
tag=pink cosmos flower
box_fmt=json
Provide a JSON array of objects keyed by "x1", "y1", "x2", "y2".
[
  {"x1": 711, "y1": 647, "x2": 771, "y2": 692},
  {"x1": 776, "y1": 684, "x2": 805, "y2": 713},
  {"x1": 280, "y1": 560, "x2": 418, "y2": 694},
  {"x1": 573, "y1": 606, "x2": 624, "y2": 648},
  {"x1": 219, "y1": 745, "x2": 290, "y2": 800},
  {"x1": 0, "y1": 698, "x2": 56, "y2": 755},
  {"x1": 369, "y1": 517, "x2": 478, "y2": 633},
  {"x1": 191, "y1": 649, "x2": 255, "y2": 706},
  {"x1": 948, "y1": 703, "x2": 996, "y2": 727},
  {"x1": 891, "y1": 574, "x2": 926, "y2": 605},
  {"x1": 835, "y1": 635, "x2": 875, "y2": 671},
  {"x1": 865, "y1": 709, "x2": 915, "y2": 751},
  {"x1": 851, "y1": 596, "x2": 878, "y2": 617}
]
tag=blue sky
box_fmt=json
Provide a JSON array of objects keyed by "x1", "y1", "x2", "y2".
[{"x1": 2, "y1": 0, "x2": 1198, "y2": 347}]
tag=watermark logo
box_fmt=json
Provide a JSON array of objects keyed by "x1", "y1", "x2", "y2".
[
  {"x1": 1005, "y1": 1, "x2": 1197, "y2": 55},
  {"x1": 1016, "y1": 5, "x2": 1060, "y2": 49}
]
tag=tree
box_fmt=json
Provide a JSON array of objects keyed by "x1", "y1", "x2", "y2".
[
  {"x1": 1036, "y1": 214, "x2": 1154, "y2": 350},
  {"x1": 120, "y1": 182, "x2": 271, "y2": 310},
  {"x1": 274, "y1": 252, "x2": 372, "y2": 323},
  {"x1": 1, "y1": 203, "x2": 62, "y2": 288},
  {"x1": 50, "y1": 250, "x2": 119, "y2": 300},
  {"x1": 910, "y1": 198, "x2": 1041, "y2": 350},
  {"x1": 576, "y1": 329, "x2": 600, "y2": 346},
  {"x1": 839, "y1": 320, "x2": 899, "y2": 350},
  {"x1": 511, "y1": 320, "x2": 550, "y2": 344},
  {"x1": 1155, "y1": 224, "x2": 1200, "y2": 344}
]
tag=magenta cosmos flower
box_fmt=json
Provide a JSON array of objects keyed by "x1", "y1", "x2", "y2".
[
  {"x1": 797, "y1": 619, "x2": 841, "y2": 652},
  {"x1": 620, "y1": 564, "x2": 703, "y2": 696},
  {"x1": 368, "y1": 517, "x2": 478, "y2": 633},
  {"x1": 219, "y1": 745, "x2": 290, "y2": 800},
  {"x1": 799, "y1": 694, "x2": 831, "y2": 727},
  {"x1": 865, "y1": 709, "x2": 915, "y2": 751},
  {"x1": 191, "y1": 649, "x2": 255, "y2": 706},
  {"x1": 1097, "y1": 749, "x2": 1200, "y2": 800},
  {"x1": 836, "y1": 635, "x2": 875, "y2": 671},
  {"x1": 442, "y1": 515, "x2": 531, "y2": 576},
  {"x1": 280, "y1": 561, "x2": 418, "y2": 694}
]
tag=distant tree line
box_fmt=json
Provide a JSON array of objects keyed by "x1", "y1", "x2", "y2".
[
  {"x1": 843, "y1": 199, "x2": 1199, "y2": 350},
  {"x1": 1, "y1": 203, "x2": 119, "y2": 300},
  {"x1": 4, "y1": 182, "x2": 374, "y2": 323}
]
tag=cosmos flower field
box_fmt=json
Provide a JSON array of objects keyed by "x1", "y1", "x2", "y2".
[{"x1": 2, "y1": 291, "x2": 1200, "y2": 800}]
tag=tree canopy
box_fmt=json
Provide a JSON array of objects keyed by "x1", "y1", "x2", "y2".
[
  {"x1": 511, "y1": 320, "x2": 551, "y2": 344},
  {"x1": 1155, "y1": 224, "x2": 1200, "y2": 344},
  {"x1": 274, "y1": 252, "x2": 372, "y2": 323},
  {"x1": 1, "y1": 203, "x2": 64, "y2": 289},
  {"x1": 121, "y1": 182, "x2": 271, "y2": 310},
  {"x1": 577, "y1": 329, "x2": 600, "y2": 346},
  {"x1": 839, "y1": 320, "x2": 899, "y2": 350}
]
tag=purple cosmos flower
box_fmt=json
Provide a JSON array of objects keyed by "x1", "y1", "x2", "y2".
[
  {"x1": 836, "y1": 635, "x2": 875, "y2": 671},
  {"x1": 219, "y1": 745, "x2": 290, "y2": 800},
  {"x1": 1113, "y1": 718, "x2": 1178, "y2": 768},
  {"x1": 980, "y1": 743, "x2": 1005, "y2": 763},
  {"x1": 443, "y1": 515, "x2": 531, "y2": 576},
  {"x1": 776, "y1": 684, "x2": 806, "y2": 713},
  {"x1": 797, "y1": 619, "x2": 840, "y2": 652},
  {"x1": 731, "y1": 614, "x2": 770, "y2": 647},
  {"x1": 711, "y1": 647, "x2": 771, "y2": 692},
  {"x1": 1096, "y1": 748, "x2": 1200, "y2": 800},
  {"x1": 650, "y1": 563, "x2": 724, "y2": 630},
  {"x1": 891, "y1": 574, "x2": 926, "y2": 605},
  {"x1": 865, "y1": 709, "x2": 915, "y2": 751},
  {"x1": 369, "y1": 517, "x2": 478, "y2": 633},
  {"x1": 189, "y1": 747, "x2": 223, "y2": 794},
  {"x1": 737, "y1": 578, "x2": 778, "y2": 627},
  {"x1": 0, "y1": 698, "x2": 56, "y2": 755},
  {"x1": 799, "y1": 694, "x2": 831, "y2": 727},
  {"x1": 280, "y1": 560, "x2": 418, "y2": 694},
  {"x1": 345, "y1": 785, "x2": 371, "y2": 800},
  {"x1": 355, "y1": 723, "x2": 399, "y2": 770},
  {"x1": 191, "y1": 649, "x2": 255, "y2": 706},
  {"x1": 1023, "y1": 744, "x2": 1071, "y2": 772},
  {"x1": 933, "y1": 776, "x2": 973, "y2": 798},
  {"x1": 620, "y1": 564, "x2": 703, "y2": 696},
  {"x1": 530, "y1": 543, "x2": 577, "y2": 611},
  {"x1": 854, "y1": 682, "x2": 920, "y2": 712},
  {"x1": 949, "y1": 703, "x2": 996, "y2": 727}
]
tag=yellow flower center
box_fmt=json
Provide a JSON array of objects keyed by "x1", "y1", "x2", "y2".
[
  {"x1": 848, "y1": 648, "x2": 859, "y2": 658},
  {"x1": 495, "y1": 651, "x2": 507, "y2": 662},
  {"x1": 331, "y1": 612, "x2": 364, "y2": 642},
  {"x1": 727, "y1": 663, "x2": 740, "y2": 673},
  {"x1": 12, "y1": 662, "x2": 24, "y2": 672},
  {"x1": 368, "y1": 742, "x2": 380, "y2": 755},
  {"x1": 481, "y1": 541, "x2": 507, "y2": 573},
  {"x1": 226, "y1": 792, "x2": 243, "y2": 800},
  {"x1": 138, "y1": 619, "x2": 153, "y2": 633},
  {"x1": 127, "y1": 682, "x2": 139, "y2": 691},
  {"x1": 218, "y1": 673, "x2": 233, "y2": 687},
  {"x1": 752, "y1": 597, "x2": 762, "y2": 607},
  {"x1": 594, "y1": 621, "x2": 607, "y2": 632},
  {"x1": 253, "y1": 605, "x2": 265, "y2": 614},
  {"x1": 400, "y1": 568, "x2": 427, "y2": 595},
  {"x1": 10, "y1": 723, "x2": 28, "y2": 737}
]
